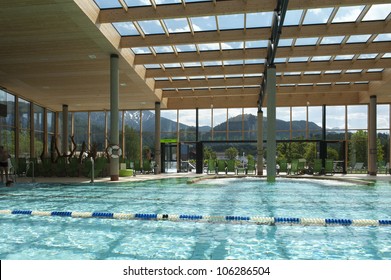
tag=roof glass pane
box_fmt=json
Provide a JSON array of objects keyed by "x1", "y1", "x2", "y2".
[
  {"x1": 311, "y1": 56, "x2": 332, "y2": 61},
  {"x1": 124, "y1": 0, "x2": 151, "y2": 7},
  {"x1": 94, "y1": 0, "x2": 121, "y2": 9},
  {"x1": 284, "y1": 72, "x2": 301, "y2": 76},
  {"x1": 225, "y1": 74, "x2": 244, "y2": 78},
  {"x1": 363, "y1": 4, "x2": 391, "y2": 21},
  {"x1": 172, "y1": 77, "x2": 187, "y2": 80},
  {"x1": 335, "y1": 54, "x2": 354, "y2": 60},
  {"x1": 289, "y1": 57, "x2": 309, "y2": 62},
  {"x1": 325, "y1": 70, "x2": 342, "y2": 74},
  {"x1": 274, "y1": 58, "x2": 287, "y2": 63},
  {"x1": 358, "y1": 53, "x2": 378, "y2": 59},
  {"x1": 218, "y1": 14, "x2": 244, "y2": 30},
  {"x1": 283, "y1": 10, "x2": 304, "y2": 26},
  {"x1": 112, "y1": 22, "x2": 139, "y2": 36},
  {"x1": 176, "y1": 44, "x2": 197, "y2": 52},
  {"x1": 245, "y1": 59, "x2": 265, "y2": 64},
  {"x1": 132, "y1": 47, "x2": 152, "y2": 54},
  {"x1": 246, "y1": 12, "x2": 273, "y2": 28},
  {"x1": 155, "y1": 0, "x2": 181, "y2": 4},
  {"x1": 304, "y1": 71, "x2": 321, "y2": 75},
  {"x1": 295, "y1": 37, "x2": 319, "y2": 46},
  {"x1": 221, "y1": 42, "x2": 244, "y2": 50},
  {"x1": 345, "y1": 69, "x2": 362, "y2": 73},
  {"x1": 190, "y1": 16, "x2": 217, "y2": 32},
  {"x1": 347, "y1": 34, "x2": 371, "y2": 44},
  {"x1": 183, "y1": 62, "x2": 202, "y2": 67},
  {"x1": 145, "y1": 64, "x2": 161, "y2": 69},
  {"x1": 332, "y1": 6, "x2": 365, "y2": 23},
  {"x1": 223, "y1": 60, "x2": 244, "y2": 65},
  {"x1": 164, "y1": 18, "x2": 190, "y2": 33},
  {"x1": 207, "y1": 75, "x2": 225, "y2": 79},
  {"x1": 153, "y1": 46, "x2": 174, "y2": 53},
  {"x1": 246, "y1": 40, "x2": 268, "y2": 48},
  {"x1": 203, "y1": 61, "x2": 223, "y2": 66},
  {"x1": 367, "y1": 68, "x2": 384, "y2": 72},
  {"x1": 383, "y1": 53, "x2": 391, "y2": 58},
  {"x1": 164, "y1": 63, "x2": 181, "y2": 68},
  {"x1": 303, "y1": 8, "x2": 334, "y2": 25},
  {"x1": 374, "y1": 33, "x2": 391, "y2": 42},
  {"x1": 198, "y1": 43, "x2": 220, "y2": 51},
  {"x1": 154, "y1": 77, "x2": 169, "y2": 81},
  {"x1": 138, "y1": 20, "x2": 165, "y2": 35},
  {"x1": 185, "y1": 0, "x2": 211, "y2": 2},
  {"x1": 278, "y1": 39, "x2": 293, "y2": 47},
  {"x1": 320, "y1": 36, "x2": 345, "y2": 45}
]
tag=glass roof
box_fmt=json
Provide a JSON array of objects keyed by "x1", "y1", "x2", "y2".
[{"x1": 92, "y1": 1, "x2": 391, "y2": 100}]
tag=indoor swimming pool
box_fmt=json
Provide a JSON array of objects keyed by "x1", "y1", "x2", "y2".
[{"x1": 0, "y1": 177, "x2": 390, "y2": 260}]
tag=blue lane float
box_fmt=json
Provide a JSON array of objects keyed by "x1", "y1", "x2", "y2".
[{"x1": 1, "y1": 209, "x2": 391, "y2": 227}]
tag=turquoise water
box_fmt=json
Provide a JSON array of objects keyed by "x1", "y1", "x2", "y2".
[{"x1": 0, "y1": 177, "x2": 390, "y2": 260}]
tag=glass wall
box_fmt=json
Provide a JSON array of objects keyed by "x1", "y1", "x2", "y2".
[
  {"x1": 18, "y1": 98, "x2": 30, "y2": 158},
  {"x1": 0, "y1": 91, "x2": 15, "y2": 156},
  {"x1": 33, "y1": 104, "x2": 44, "y2": 158}
]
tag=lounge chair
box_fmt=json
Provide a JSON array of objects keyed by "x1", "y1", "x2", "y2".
[
  {"x1": 216, "y1": 160, "x2": 226, "y2": 174},
  {"x1": 278, "y1": 159, "x2": 288, "y2": 174},
  {"x1": 207, "y1": 159, "x2": 216, "y2": 174},
  {"x1": 289, "y1": 159, "x2": 299, "y2": 175},
  {"x1": 226, "y1": 160, "x2": 236, "y2": 174},
  {"x1": 312, "y1": 158, "x2": 323, "y2": 175},
  {"x1": 325, "y1": 159, "x2": 334, "y2": 175},
  {"x1": 350, "y1": 162, "x2": 365, "y2": 173},
  {"x1": 247, "y1": 159, "x2": 256, "y2": 175}
]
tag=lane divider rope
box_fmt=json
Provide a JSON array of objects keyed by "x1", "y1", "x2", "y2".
[{"x1": 1, "y1": 209, "x2": 390, "y2": 227}]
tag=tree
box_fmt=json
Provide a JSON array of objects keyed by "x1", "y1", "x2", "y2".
[
  {"x1": 203, "y1": 146, "x2": 216, "y2": 160},
  {"x1": 349, "y1": 130, "x2": 367, "y2": 165},
  {"x1": 225, "y1": 147, "x2": 238, "y2": 160}
]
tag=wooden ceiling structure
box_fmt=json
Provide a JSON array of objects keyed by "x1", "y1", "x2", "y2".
[{"x1": 0, "y1": 0, "x2": 390, "y2": 112}]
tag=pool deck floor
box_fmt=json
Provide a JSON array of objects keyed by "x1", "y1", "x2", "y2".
[{"x1": 5, "y1": 170, "x2": 391, "y2": 186}]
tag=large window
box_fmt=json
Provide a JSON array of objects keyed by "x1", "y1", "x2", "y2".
[
  {"x1": 33, "y1": 104, "x2": 44, "y2": 158},
  {"x1": 18, "y1": 98, "x2": 30, "y2": 157}
]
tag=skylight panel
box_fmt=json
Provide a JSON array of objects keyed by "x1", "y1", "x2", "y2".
[
  {"x1": 363, "y1": 4, "x2": 391, "y2": 21},
  {"x1": 132, "y1": 47, "x2": 152, "y2": 54},
  {"x1": 221, "y1": 42, "x2": 244, "y2": 50},
  {"x1": 176, "y1": 44, "x2": 197, "y2": 52},
  {"x1": 374, "y1": 33, "x2": 391, "y2": 42},
  {"x1": 223, "y1": 60, "x2": 244, "y2": 65},
  {"x1": 246, "y1": 40, "x2": 268, "y2": 48},
  {"x1": 94, "y1": 0, "x2": 121, "y2": 9},
  {"x1": 283, "y1": 10, "x2": 304, "y2": 26},
  {"x1": 113, "y1": 22, "x2": 139, "y2": 36},
  {"x1": 185, "y1": 0, "x2": 211, "y2": 2},
  {"x1": 138, "y1": 20, "x2": 165, "y2": 35},
  {"x1": 164, "y1": 63, "x2": 181, "y2": 68},
  {"x1": 304, "y1": 71, "x2": 321, "y2": 75},
  {"x1": 183, "y1": 62, "x2": 202, "y2": 67},
  {"x1": 358, "y1": 53, "x2": 378, "y2": 59},
  {"x1": 225, "y1": 74, "x2": 244, "y2": 78},
  {"x1": 284, "y1": 72, "x2": 301, "y2": 76},
  {"x1": 218, "y1": 14, "x2": 244, "y2": 30},
  {"x1": 303, "y1": 8, "x2": 334, "y2": 25},
  {"x1": 190, "y1": 16, "x2": 217, "y2": 32},
  {"x1": 289, "y1": 57, "x2": 309, "y2": 62},
  {"x1": 207, "y1": 75, "x2": 225, "y2": 79},
  {"x1": 274, "y1": 58, "x2": 287, "y2": 63},
  {"x1": 145, "y1": 64, "x2": 161, "y2": 69},
  {"x1": 155, "y1": 77, "x2": 169, "y2": 81},
  {"x1": 164, "y1": 18, "x2": 190, "y2": 33},
  {"x1": 203, "y1": 61, "x2": 223, "y2": 67},
  {"x1": 367, "y1": 68, "x2": 384, "y2": 72},
  {"x1": 245, "y1": 59, "x2": 265, "y2": 64},
  {"x1": 383, "y1": 53, "x2": 391, "y2": 58},
  {"x1": 295, "y1": 37, "x2": 319, "y2": 46},
  {"x1": 198, "y1": 43, "x2": 220, "y2": 51},
  {"x1": 345, "y1": 69, "x2": 362, "y2": 73},
  {"x1": 189, "y1": 76, "x2": 205, "y2": 80},
  {"x1": 124, "y1": 0, "x2": 151, "y2": 7},
  {"x1": 325, "y1": 70, "x2": 342, "y2": 74},
  {"x1": 347, "y1": 34, "x2": 371, "y2": 44},
  {"x1": 171, "y1": 76, "x2": 187, "y2": 80},
  {"x1": 336, "y1": 82, "x2": 350, "y2": 85},
  {"x1": 153, "y1": 46, "x2": 174, "y2": 53},
  {"x1": 311, "y1": 56, "x2": 332, "y2": 61},
  {"x1": 278, "y1": 39, "x2": 293, "y2": 47},
  {"x1": 320, "y1": 36, "x2": 345, "y2": 45},
  {"x1": 332, "y1": 6, "x2": 365, "y2": 23},
  {"x1": 246, "y1": 12, "x2": 273, "y2": 28},
  {"x1": 155, "y1": 0, "x2": 181, "y2": 4},
  {"x1": 335, "y1": 54, "x2": 354, "y2": 60}
]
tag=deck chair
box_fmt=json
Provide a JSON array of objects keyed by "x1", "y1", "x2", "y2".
[
  {"x1": 325, "y1": 159, "x2": 334, "y2": 175},
  {"x1": 289, "y1": 159, "x2": 299, "y2": 175},
  {"x1": 247, "y1": 159, "x2": 256, "y2": 175},
  {"x1": 226, "y1": 160, "x2": 236, "y2": 174},
  {"x1": 350, "y1": 162, "x2": 364, "y2": 173},
  {"x1": 216, "y1": 160, "x2": 226, "y2": 174},
  {"x1": 207, "y1": 159, "x2": 216, "y2": 174},
  {"x1": 278, "y1": 159, "x2": 288, "y2": 174},
  {"x1": 312, "y1": 159, "x2": 323, "y2": 175}
]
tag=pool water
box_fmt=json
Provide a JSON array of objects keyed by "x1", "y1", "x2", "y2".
[{"x1": 0, "y1": 177, "x2": 390, "y2": 260}]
